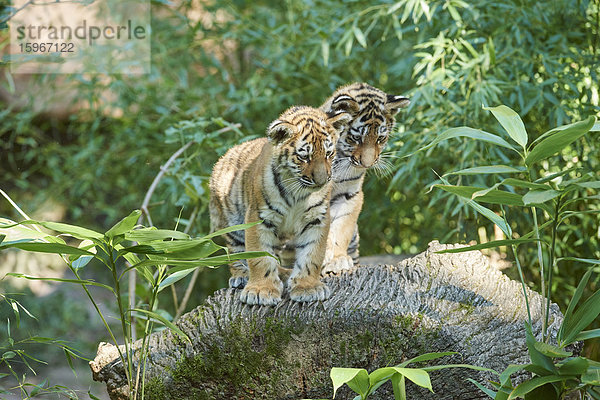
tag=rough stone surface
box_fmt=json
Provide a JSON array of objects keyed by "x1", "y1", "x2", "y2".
[{"x1": 91, "y1": 241, "x2": 562, "y2": 399}]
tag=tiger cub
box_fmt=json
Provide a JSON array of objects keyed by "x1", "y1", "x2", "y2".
[
  {"x1": 209, "y1": 106, "x2": 351, "y2": 305},
  {"x1": 318, "y1": 82, "x2": 410, "y2": 275}
]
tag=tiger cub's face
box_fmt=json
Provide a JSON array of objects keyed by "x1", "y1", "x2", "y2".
[
  {"x1": 321, "y1": 82, "x2": 410, "y2": 169},
  {"x1": 267, "y1": 106, "x2": 351, "y2": 189}
]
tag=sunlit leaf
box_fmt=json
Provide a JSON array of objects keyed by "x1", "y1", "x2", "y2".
[{"x1": 483, "y1": 105, "x2": 528, "y2": 150}]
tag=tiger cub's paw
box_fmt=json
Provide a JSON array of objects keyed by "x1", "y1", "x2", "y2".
[
  {"x1": 289, "y1": 279, "x2": 331, "y2": 302},
  {"x1": 229, "y1": 275, "x2": 248, "y2": 289},
  {"x1": 239, "y1": 280, "x2": 283, "y2": 306},
  {"x1": 321, "y1": 255, "x2": 355, "y2": 277}
]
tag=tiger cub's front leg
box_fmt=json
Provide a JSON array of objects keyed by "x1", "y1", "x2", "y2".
[
  {"x1": 240, "y1": 206, "x2": 284, "y2": 305},
  {"x1": 322, "y1": 190, "x2": 363, "y2": 276},
  {"x1": 287, "y1": 212, "x2": 331, "y2": 302}
]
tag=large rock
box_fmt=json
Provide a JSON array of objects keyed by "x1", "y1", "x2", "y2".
[{"x1": 90, "y1": 241, "x2": 562, "y2": 399}]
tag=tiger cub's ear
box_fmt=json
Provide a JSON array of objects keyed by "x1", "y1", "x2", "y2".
[
  {"x1": 326, "y1": 111, "x2": 352, "y2": 137},
  {"x1": 267, "y1": 120, "x2": 296, "y2": 144},
  {"x1": 385, "y1": 94, "x2": 410, "y2": 115},
  {"x1": 329, "y1": 94, "x2": 359, "y2": 116}
]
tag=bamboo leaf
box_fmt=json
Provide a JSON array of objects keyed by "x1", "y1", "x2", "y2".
[
  {"x1": 398, "y1": 351, "x2": 457, "y2": 367},
  {"x1": 483, "y1": 105, "x2": 528, "y2": 150},
  {"x1": 444, "y1": 165, "x2": 525, "y2": 176},
  {"x1": 525, "y1": 116, "x2": 596, "y2": 166},
  {"x1": 353, "y1": 25, "x2": 367, "y2": 48},
  {"x1": 105, "y1": 210, "x2": 141, "y2": 239},
  {"x1": 391, "y1": 368, "x2": 432, "y2": 391},
  {"x1": 413, "y1": 127, "x2": 518, "y2": 156},
  {"x1": 522, "y1": 189, "x2": 561, "y2": 205},
  {"x1": 508, "y1": 375, "x2": 571, "y2": 400},
  {"x1": 0, "y1": 242, "x2": 93, "y2": 256}
]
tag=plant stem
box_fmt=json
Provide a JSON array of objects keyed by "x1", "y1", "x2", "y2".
[
  {"x1": 531, "y1": 207, "x2": 547, "y2": 341},
  {"x1": 107, "y1": 243, "x2": 134, "y2": 391},
  {"x1": 544, "y1": 196, "x2": 562, "y2": 336},
  {"x1": 511, "y1": 244, "x2": 532, "y2": 325}
]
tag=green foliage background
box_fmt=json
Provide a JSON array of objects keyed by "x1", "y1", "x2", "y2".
[{"x1": 1, "y1": 0, "x2": 599, "y2": 322}]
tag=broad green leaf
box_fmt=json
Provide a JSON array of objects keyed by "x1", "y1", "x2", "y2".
[
  {"x1": 391, "y1": 373, "x2": 406, "y2": 400},
  {"x1": 467, "y1": 378, "x2": 496, "y2": 398},
  {"x1": 484, "y1": 105, "x2": 528, "y2": 150},
  {"x1": 522, "y1": 190, "x2": 561, "y2": 205},
  {"x1": 436, "y1": 185, "x2": 524, "y2": 206},
  {"x1": 124, "y1": 228, "x2": 190, "y2": 242},
  {"x1": 122, "y1": 240, "x2": 221, "y2": 260},
  {"x1": 533, "y1": 118, "x2": 597, "y2": 145},
  {"x1": 582, "y1": 365, "x2": 600, "y2": 385},
  {"x1": 525, "y1": 323, "x2": 556, "y2": 373},
  {"x1": 71, "y1": 239, "x2": 97, "y2": 270},
  {"x1": 591, "y1": 121, "x2": 600, "y2": 131},
  {"x1": 368, "y1": 367, "x2": 396, "y2": 387},
  {"x1": 575, "y1": 181, "x2": 600, "y2": 189},
  {"x1": 558, "y1": 357, "x2": 589, "y2": 375},
  {"x1": 105, "y1": 210, "x2": 141, "y2": 239},
  {"x1": 532, "y1": 342, "x2": 572, "y2": 358},
  {"x1": 0, "y1": 242, "x2": 93, "y2": 256},
  {"x1": 132, "y1": 308, "x2": 190, "y2": 342},
  {"x1": 470, "y1": 200, "x2": 511, "y2": 237},
  {"x1": 575, "y1": 329, "x2": 600, "y2": 342},
  {"x1": 499, "y1": 364, "x2": 527, "y2": 386},
  {"x1": 435, "y1": 238, "x2": 541, "y2": 254},
  {"x1": 202, "y1": 221, "x2": 262, "y2": 240},
  {"x1": 414, "y1": 127, "x2": 518, "y2": 155},
  {"x1": 158, "y1": 269, "x2": 195, "y2": 292},
  {"x1": 128, "y1": 251, "x2": 274, "y2": 272},
  {"x1": 0, "y1": 220, "x2": 103, "y2": 240},
  {"x1": 353, "y1": 25, "x2": 367, "y2": 48},
  {"x1": 397, "y1": 351, "x2": 457, "y2": 367},
  {"x1": 508, "y1": 375, "x2": 571, "y2": 400},
  {"x1": 331, "y1": 368, "x2": 368, "y2": 398},
  {"x1": 525, "y1": 116, "x2": 596, "y2": 166},
  {"x1": 444, "y1": 165, "x2": 525, "y2": 176},
  {"x1": 391, "y1": 368, "x2": 432, "y2": 391}
]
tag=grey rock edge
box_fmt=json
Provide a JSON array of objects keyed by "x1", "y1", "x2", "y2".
[{"x1": 90, "y1": 241, "x2": 562, "y2": 400}]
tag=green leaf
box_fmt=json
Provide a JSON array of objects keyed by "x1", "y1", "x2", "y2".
[
  {"x1": 131, "y1": 308, "x2": 190, "y2": 342},
  {"x1": 436, "y1": 239, "x2": 540, "y2": 254},
  {"x1": 533, "y1": 342, "x2": 572, "y2": 358},
  {"x1": 391, "y1": 373, "x2": 406, "y2": 400},
  {"x1": 435, "y1": 185, "x2": 524, "y2": 206},
  {"x1": 562, "y1": 287, "x2": 600, "y2": 346},
  {"x1": 525, "y1": 323, "x2": 556, "y2": 373},
  {"x1": 124, "y1": 228, "x2": 190, "y2": 242},
  {"x1": 483, "y1": 105, "x2": 528, "y2": 150},
  {"x1": 534, "y1": 167, "x2": 579, "y2": 184},
  {"x1": 467, "y1": 378, "x2": 496, "y2": 398},
  {"x1": 582, "y1": 364, "x2": 600, "y2": 385},
  {"x1": 321, "y1": 39, "x2": 329, "y2": 66},
  {"x1": 5, "y1": 273, "x2": 115, "y2": 292},
  {"x1": 105, "y1": 210, "x2": 141, "y2": 239},
  {"x1": 525, "y1": 116, "x2": 596, "y2": 166},
  {"x1": 0, "y1": 219, "x2": 103, "y2": 240},
  {"x1": 398, "y1": 351, "x2": 458, "y2": 367},
  {"x1": 0, "y1": 242, "x2": 93, "y2": 256},
  {"x1": 391, "y1": 368, "x2": 432, "y2": 391},
  {"x1": 414, "y1": 127, "x2": 518, "y2": 155},
  {"x1": 558, "y1": 357, "x2": 589, "y2": 375},
  {"x1": 559, "y1": 265, "x2": 596, "y2": 345},
  {"x1": 508, "y1": 375, "x2": 571, "y2": 400},
  {"x1": 591, "y1": 121, "x2": 600, "y2": 131},
  {"x1": 575, "y1": 329, "x2": 600, "y2": 342},
  {"x1": 331, "y1": 368, "x2": 368, "y2": 398},
  {"x1": 522, "y1": 190, "x2": 561, "y2": 205},
  {"x1": 122, "y1": 240, "x2": 221, "y2": 259},
  {"x1": 444, "y1": 165, "x2": 525, "y2": 176},
  {"x1": 158, "y1": 269, "x2": 195, "y2": 292},
  {"x1": 353, "y1": 25, "x2": 367, "y2": 48},
  {"x1": 499, "y1": 178, "x2": 550, "y2": 191},
  {"x1": 575, "y1": 181, "x2": 600, "y2": 189},
  {"x1": 499, "y1": 364, "x2": 527, "y2": 386},
  {"x1": 202, "y1": 221, "x2": 261, "y2": 240},
  {"x1": 128, "y1": 251, "x2": 274, "y2": 272}
]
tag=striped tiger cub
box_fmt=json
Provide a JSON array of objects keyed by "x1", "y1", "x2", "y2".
[
  {"x1": 209, "y1": 106, "x2": 351, "y2": 305},
  {"x1": 319, "y1": 82, "x2": 410, "y2": 275}
]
